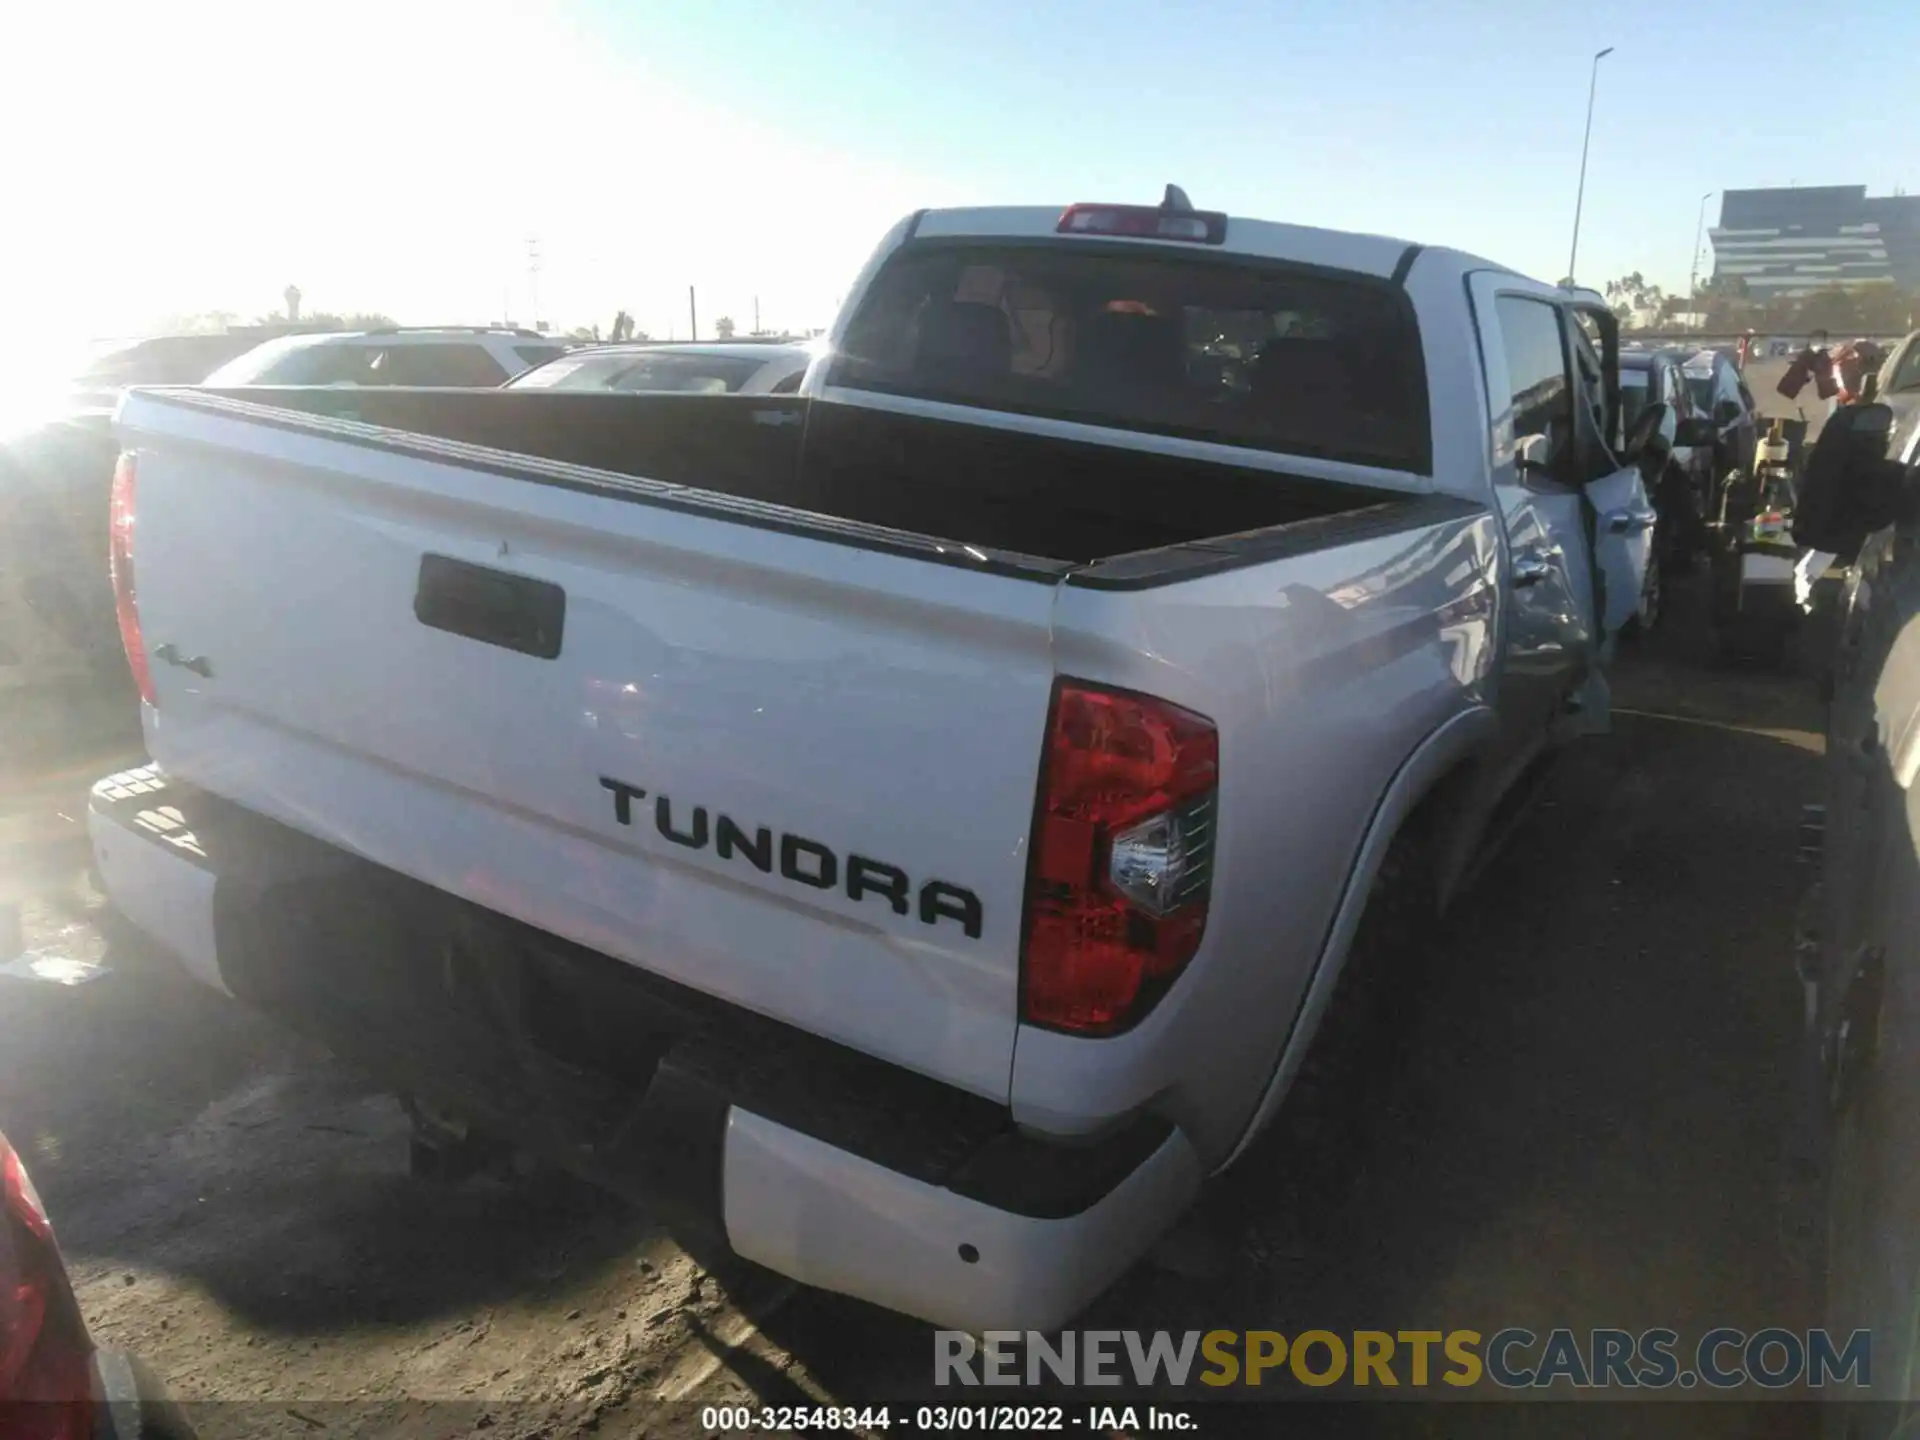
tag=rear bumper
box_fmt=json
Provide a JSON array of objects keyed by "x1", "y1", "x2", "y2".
[{"x1": 89, "y1": 767, "x2": 1201, "y2": 1331}]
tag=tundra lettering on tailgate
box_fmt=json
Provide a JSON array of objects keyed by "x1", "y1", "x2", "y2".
[{"x1": 599, "y1": 777, "x2": 983, "y2": 939}]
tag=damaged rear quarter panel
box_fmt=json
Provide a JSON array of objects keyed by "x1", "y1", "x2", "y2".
[{"x1": 1012, "y1": 506, "x2": 1502, "y2": 1164}]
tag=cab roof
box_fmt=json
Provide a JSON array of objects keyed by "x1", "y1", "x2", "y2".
[
  {"x1": 910, "y1": 204, "x2": 1527, "y2": 290},
  {"x1": 912, "y1": 205, "x2": 1412, "y2": 276}
]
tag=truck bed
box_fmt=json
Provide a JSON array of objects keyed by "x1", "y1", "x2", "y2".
[
  {"x1": 112, "y1": 379, "x2": 1480, "y2": 1112},
  {"x1": 198, "y1": 386, "x2": 1417, "y2": 569}
]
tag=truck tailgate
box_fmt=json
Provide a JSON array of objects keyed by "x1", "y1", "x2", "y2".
[{"x1": 117, "y1": 394, "x2": 1059, "y2": 1102}]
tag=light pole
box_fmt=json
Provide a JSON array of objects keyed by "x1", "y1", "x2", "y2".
[
  {"x1": 1565, "y1": 45, "x2": 1614, "y2": 287},
  {"x1": 1688, "y1": 191, "x2": 1715, "y2": 319},
  {"x1": 527, "y1": 236, "x2": 542, "y2": 332}
]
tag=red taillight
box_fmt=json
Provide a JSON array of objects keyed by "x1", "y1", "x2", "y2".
[
  {"x1": 0, "y1": 1137, "x2": 93, "y2": 1440},
  {"x1": 109, "y1": 451, "x2": 156, "y2": 707},
  {"x1": 1057, "y1": 203, "x2": 1227, "y2": 245},
  {"x1": 1021, "y1": 681, "x2": 1219, "y2": 1034}
]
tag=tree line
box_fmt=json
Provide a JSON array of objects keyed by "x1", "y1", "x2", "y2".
[
  {"x1": 1596, "y1": 272, "x2": 1919, "y2": 337},
  {"x1": 169, "y1": 305, "x2": 791, "y2": 346},
  {"x1": 162, "y1": 308, "x2": 400, "y2": 334},
  {"x1": 568, "y1": 310, "x2": 767, "y2": 343}
]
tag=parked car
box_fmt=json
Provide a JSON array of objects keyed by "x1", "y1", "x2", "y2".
[
  {"x1": 1684, "y1": 346, "x2": 1763, "y2": 486},
  {"x1": 202, "y1": 327, "x2": 566, "y2": 388},
  {"x1": 0, "y1": 1131, "x2": 196, "y2": 1438},
  {"x1": 507, "y1": 341, "x2": 814, "y2": 396},
  {"x1": 63, "y1": 334, "x2": 268, "y2": 407},
  {"x1": 1795, "y1": 405, "x2": 1920, "y2": 1431},
  {"x1": 1877, "y1": 328, "x2": 1920, "y2": 456},
  {"x1": 1620, "y1": 346, "x2": 1715, "y2": 585},
  {"x1": 0, "y1": 330, "x2": 265, "y2": 695},
  {"x1": 92, "y1": 190, "x2": 1671, "y2": 1331},
  {"x1": 1, "y1": 328, "x2": 324, "y2": 698}
]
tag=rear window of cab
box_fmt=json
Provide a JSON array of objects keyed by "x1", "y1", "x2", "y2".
[{"x1": 828, "y1": 241, "x2": 1431, "y2": 473}]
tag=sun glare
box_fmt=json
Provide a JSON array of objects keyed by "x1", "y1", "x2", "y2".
[{"x1": 5, "y1": 2, "x2": 960, "y2": 344}]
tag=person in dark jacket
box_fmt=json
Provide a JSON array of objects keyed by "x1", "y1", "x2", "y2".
[{"x1": 1834, "y1": 339, "x2": 1886, "y2": 405}]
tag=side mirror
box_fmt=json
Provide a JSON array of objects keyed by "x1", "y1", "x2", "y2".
[
  {"x1": 1675, "y1": 417, "x2": 1716, "y2": 448},
  {"x1": 1515, "y1": 432, "x2": 1554, "y2": 478},
  {"x1": 1792, "y1": 403, "x2": 1901, "y2": 558},
  {"x1": 1714, "y1": 399, "x2": 1743, "y2": 426},
  {"x1": 1624, "y1": 400, "x2": 1676, "y2": 469}
]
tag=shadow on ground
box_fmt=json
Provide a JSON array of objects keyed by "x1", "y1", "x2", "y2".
[
  {"x1": 2, "y1": 904, "x2": 671, "y2": 1335},
  {"x1": 1, "y1": 676, "x2": 672, "y2": 1336},
  {"x1": 699, "y1": 575, "x2": 1826, "y2": 1433}
]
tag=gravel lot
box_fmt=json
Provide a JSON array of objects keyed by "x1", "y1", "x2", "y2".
[{"x1": 0, "y1": 575, "x2": 1829, "y2": 1437}]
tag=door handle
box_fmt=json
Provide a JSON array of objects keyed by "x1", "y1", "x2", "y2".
[
  {"x1": 1604, "y1": 506, "x2": 1660, "y2": 535},
  {"x1": 414, "y1": 554, "x2": 566, "y2": 660},
  {"x1": 152, "y1": 642, "x2": 213, "y2": 678},
  {"x1": 1511, "y1": 549, "x2": 1560, "y2": 588}
]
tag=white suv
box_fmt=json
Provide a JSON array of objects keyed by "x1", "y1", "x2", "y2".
[{"x1": 202, "y1": 327, "x2": 567, "y2": 388}]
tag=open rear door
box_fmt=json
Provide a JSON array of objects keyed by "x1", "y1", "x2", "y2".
[
  {"x1": 1566, "y1": 301, "x2": 1656, "y2": 643},
  {"x1": 1588, "y1": 465, "x2": 1657, "y2": 639}
]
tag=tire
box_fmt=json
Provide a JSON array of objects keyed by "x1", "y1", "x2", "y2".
[
  {"x1": 1262, "y1": 823, "x2": 1438, "y2": 1189},
  {"x1": 1624, "y1": 537, "x2": 1664, "y2": 639},
  {"x1": 1655, "y1": 460, "x2": 1707, "y2": 572},
  {"x1": 1198, "y1": 810, "x2": 1444, "y2": 1269}
]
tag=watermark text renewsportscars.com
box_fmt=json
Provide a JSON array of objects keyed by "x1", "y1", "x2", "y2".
[{"x1": 934, "y1": 1328, "x2": 1872, "y2": 1391}]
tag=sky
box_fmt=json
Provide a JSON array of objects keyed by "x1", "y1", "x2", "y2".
[{"x1": 5, "y1": 0, "x2": 1917, "y2": 349}]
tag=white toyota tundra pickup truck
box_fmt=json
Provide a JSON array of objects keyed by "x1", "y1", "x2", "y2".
[{"x1": 92, "y1": 190, "x2": 1673, "y2": 1330}]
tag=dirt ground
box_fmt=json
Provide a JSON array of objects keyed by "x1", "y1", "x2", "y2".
[{"x1": 0, "y1": 576, "x2": 1831, "y2": 1437}]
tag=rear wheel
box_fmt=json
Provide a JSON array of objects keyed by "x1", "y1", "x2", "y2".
[
  {"x1": 1252, "y1": 823, "x2": 1436, "y2": 1180},
  {"x1": 1165, "y1": 819, "x2": 1439, "y2": 1275},
  {"x1": 1625, "y1": 535, "x2": 1664, "y2": 639}
]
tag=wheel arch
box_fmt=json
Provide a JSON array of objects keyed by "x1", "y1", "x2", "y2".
[{"x1": 1216, "y1": 703, "x2": 1501, "y2": 1171}]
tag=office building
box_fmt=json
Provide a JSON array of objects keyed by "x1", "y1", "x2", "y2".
[{"x1": 1709, "y1": 185, "x2": 1920, "y2": 295}]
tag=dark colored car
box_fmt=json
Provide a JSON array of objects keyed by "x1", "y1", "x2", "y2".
[
  {"x1": 0, "y1": 1132, "x2": 195, "y2": 1438},
  {"x1": 1, "y1": 412, "x2": 126, "y2": 690},
  {"x1": 1682, "y1": 347, "x2": 1762, "y2": 487},
  {"x1": 1619, "y1": 347, "x2": 1713, "y2": 572},
  {"x1": 1, "y1": 332, "x2": 270, "y2": 696},
  {"x1": 67, "y1": 334, "x2": 267, "y2": 407}
]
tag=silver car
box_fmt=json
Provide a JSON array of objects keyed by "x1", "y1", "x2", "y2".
[{"x1": 507, "y1": 340, "x2": 815, "y2": 396}]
